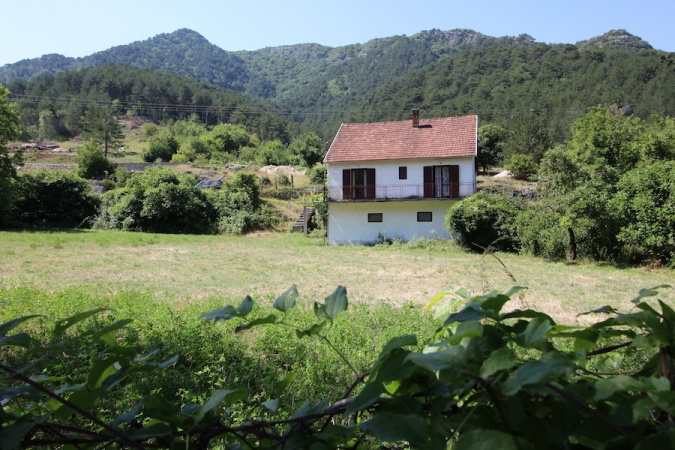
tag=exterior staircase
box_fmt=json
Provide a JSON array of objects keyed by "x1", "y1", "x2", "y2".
[{"x1": 292, "y1": 207, "x2": 316, "y2": 233}]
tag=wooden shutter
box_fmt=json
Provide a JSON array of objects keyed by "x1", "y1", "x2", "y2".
[
  {"x1": 342, "y1": 169, "x2": 351, "y2": 200},
  {"x1": 450, "y1": 165, "x2": 460, "y2": 198},
  {"x1": 423, "y1": 166, "x2": 433, "y2": 198},
  {"x1": 366, "y1": 169, "x2": 376, "y2": 199}
]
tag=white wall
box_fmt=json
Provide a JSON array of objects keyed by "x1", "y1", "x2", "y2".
[
  {"x1": 327, "y1": 200, "x2": 457, "y2": 245},
  {"x1": 326, "y1": 158, "x2": 476, "y2": 200}
]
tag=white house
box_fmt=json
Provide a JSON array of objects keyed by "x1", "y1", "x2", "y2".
[{"x1": 323, "y1": 111, "x2": 478, "y2": 245}]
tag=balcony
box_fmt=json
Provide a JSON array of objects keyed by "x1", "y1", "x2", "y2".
[{"x1": 325, "y1": 182, "x2": 476, "y2": 202}]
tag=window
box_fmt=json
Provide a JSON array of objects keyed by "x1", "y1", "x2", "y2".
[
  {"x1": 342, "y1": 168, "x2": 376, "y2": 200},
  {"x1": 399, "y1": 166, "x2": 407, "y2": 180},
  {"x1": 417, "y1": 212, "x2": 433, "y2": 222},
  {"x1": 368, "y1": 213, "x2": 383, "y2": 222},
  {"x1": 423, "y1": 165, "x2": 460, "y2": 198}
]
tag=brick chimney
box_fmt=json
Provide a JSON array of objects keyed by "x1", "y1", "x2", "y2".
[{"x1": 412, "y1": 109, "x2": 419, "y2": 129}]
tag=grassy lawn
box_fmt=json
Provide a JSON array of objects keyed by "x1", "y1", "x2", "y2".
[{"x1": 0, "y1": 229, "x2": 672, "y2": 325}]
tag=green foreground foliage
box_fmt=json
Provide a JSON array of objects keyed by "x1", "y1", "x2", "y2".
[{"x1": 2, "y1": 284, "x2": 674, "y2": 449}]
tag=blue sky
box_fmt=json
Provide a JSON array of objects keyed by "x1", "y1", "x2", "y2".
[{"x1": 1, "y1": 0, "x2": 673, "y2": 66}]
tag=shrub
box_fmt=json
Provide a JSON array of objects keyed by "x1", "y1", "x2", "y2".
[
  {"x1": 307, "y1": 163, "x2": 326, "y2": 185},
  {"x1": 445, "y1": 190, "x2": 523, "y2": 252},
  {"x1": 142, "y1": 131, "x2": 180, "y2": 162},
  {"x1": 506, "y1": 153, "x2": 537, "y2": 180},
  {"x1": 14, "y1": 170, "x2": 100, "y2": 228},
  {"x1": 209, "y1": 172, "x2": 280, "y2": 234},
  {"x1": 75, "y1": 141, "x2": 117, "y2": 179},
  {"x1": 515, "y1": 203, "x2": 569, "y2": 259},
  {"x1": 95, "y1": 167, "x2": 217, "y2": 234}
]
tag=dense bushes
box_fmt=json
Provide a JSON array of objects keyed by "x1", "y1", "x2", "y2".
[
  {"x1": 13, "y1": 170, "x2": 100, "y2": 228},
  {"x1": 447, "y1": 108, "x2": 675, "y2": 266},
  {"x1": 445, "y1": 190, "x2": 523, "y2": 252},
  {"x1": 210, "y1": 172, "x2": 280, "y2": 234},
  {"x1": 95, "y1": 168, "x2": 278, "y2": 235},
  {"x1": 75, "y1": 141, "x2": 117, "y2": 179},
  {"x1": 142, "y1": 130, "x2": 180, "y2": 162},
  {"x1": 95, "y1": 168, "x2": 217, "y2": 233}
]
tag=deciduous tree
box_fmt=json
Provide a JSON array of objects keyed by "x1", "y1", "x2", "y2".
[{"x1": 0, "y1": 83, "x2": 21, "y2": 227}]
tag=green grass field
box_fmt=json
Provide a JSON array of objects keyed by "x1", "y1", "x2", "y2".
[
  {"x1": 1, "y1": 229, "x2": 672, "y2": 325},
  {"x1": 1, "y1": 229, "x2": 672, "y2": 440}
]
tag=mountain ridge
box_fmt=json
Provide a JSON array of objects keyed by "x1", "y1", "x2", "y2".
[{"x1": 0, "y1": 27, "x2": 656, "y2": 79}]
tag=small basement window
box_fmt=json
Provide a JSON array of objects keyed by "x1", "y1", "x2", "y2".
[
  {"x1": 417, "y1": 212, "x2": 433, "y2": 222},
  {"x1": 399, "y1": 166, "x2": 408, "y2": 180},
  {"x1": 368, "y1": 213, "x2": 383, "y2": 223}
]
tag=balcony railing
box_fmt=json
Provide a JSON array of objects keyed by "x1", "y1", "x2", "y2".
[{"x1": 325, "y1": 183, "x2": 475, "y2": 202}]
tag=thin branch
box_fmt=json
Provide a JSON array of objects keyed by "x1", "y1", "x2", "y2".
[
  {"x1": 461, "y1": 371, "x2": 511, "y2": 430},
  {"x1": 319, "y1": 335, "x2": 359, "y2": 376},
  {"x1": 587, "y1": 341, "x2": 631, "y2": 356},
  {"x1": 0, "y1": 362, "x2": 144, "y2": 450},
  {"x1": 545, "y1": 382, "x2": 638, "y2": 445}
]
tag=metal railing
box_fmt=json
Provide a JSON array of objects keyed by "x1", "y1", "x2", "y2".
[{"x1": 325, "y1": 183, "x2": 475, "y2": 202}]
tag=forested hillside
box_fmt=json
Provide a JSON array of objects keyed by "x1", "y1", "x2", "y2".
[
  {"x1": 5, "y1": 64, "x2": 299, "y2": 143},
  {"x1": 2, "y1": 27, "x2": 668, "y2": 138},
  {"x1": 358, "y1": 43, "x2": 675, "y2": 142},
  {"x1": 1, "y1": 27, "x2": 672, "y2": 142}
]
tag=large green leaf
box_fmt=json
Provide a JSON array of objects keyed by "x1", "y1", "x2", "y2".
[
  {"x1": 200, "y1": 305, "x2": 238, "y2": 322},
  {"x1": 406, "y1": 346, "x2": 466, "y2": 372},
  {"x1": 235, "y1": 314, "x2": 277, "y2": 333},
  {"x1": 480, "y1": 347, "x2": 518, "y2": 379},
  {"x1": 343, "y1": 381, "x2": 385, "y2": 416},
  {"x1": 444, "y1": 305, "x2": 489, "y2": 325},
  {"x1": 0, "y1": 332, "x2": 31, "y2": 348},
  {"x1": 200, "y1": 296, "x2": 254, "y2": 322},
  {"x1": 314, "y1": 286, "x2": 348, "y2": 322},
  {"x1": 0, "y1": 418, "x2": 45, "y2": 450},
  {"x1": 192, "y1": 388, "x2": 246, "y2": 423},
  {"x1": 635, "y1": 428, "x2": 675, "y2": 450},
  {"x1": 648, "y1": 391, "x2": 675, "y2": 416},
  {"x1": 143, "y1": 393, "x2": 185, "y2": 427},
  {"x1": 124, "y1": 422, "x2": 173, "y2": 440},
  {"x1": 53, "y1": 387, "x2": 102, "y2": 419},
  {"x1": 273, "y1": 372, "x2": 297, "y2": 397},
  {"x1": 85, "y1": 318, "x2": 133, "y2": 345},
  {"x1": 296, "y1": 321, "x2": 328, "y2": 338},
  {"x1": 378, "y1": 334, "x2": 417, "y2": 359},
  {"x1": 359, "y1": 413, "x2": 428, "y2": 448},
  {"x1": 518, "y1": 316, "x2": 553, "y2": 349},
  {"x1": 53, "y1": 308, "x2": 108, "y2": 338},
  {"x1": 273, "y1": 285, "x2": 298, "y2": 312},
  {"x1": 502, "y1": 355, "x2": 574, "y2": 396},
  {"x1": 0, "y1": 315, "x2": 43, "y2": 336}
]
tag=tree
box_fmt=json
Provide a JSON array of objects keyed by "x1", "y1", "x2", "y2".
[
  {"x1": 75, "y1": 141, "x2": 117, "y2": 179},
  {"x1": 83, "y1": 106, "x2": 125, "y2": 157},
  {"x1": 289, "y1": 131, "x2": 325, "y2": 167},
  {"x1": 505, "y1": 114, "x2": 552, "y2": 163},
  {"x1": 477, "y1": 124, "x2": 507, "y2": 173},
  {"x1": 610, "y1": 161, "x2": 675, "y2": 265},
  {"x1": 0, "y1": 83, "x2": 21, "y2": 228}
]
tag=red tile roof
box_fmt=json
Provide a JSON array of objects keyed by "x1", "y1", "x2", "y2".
[{"x1": 324, "y1": 115, "x2": 477, "y2": 163}]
